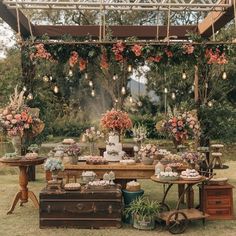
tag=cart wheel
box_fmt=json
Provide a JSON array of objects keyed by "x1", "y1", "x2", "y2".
[
  {"x1": 166, "y1": 211, "x2": 188, "y2": 234},
  {"x1": 159, "y1": 202, "x2": 170, "y2": 212}
]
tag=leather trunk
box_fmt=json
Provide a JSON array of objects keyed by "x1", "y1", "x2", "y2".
[{"x1": 39, "y1": 186, "x2": 123, "y2": 228}]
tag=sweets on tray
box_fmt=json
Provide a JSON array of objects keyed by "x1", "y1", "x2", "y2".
[
  {"x1": 159, "y1": 171, "x2": 179, "y2": 181},
  {"x1": 160, "y1": 154, "x2": 182, "y2": 164},
  {"x1": 64, "y1": 183, "x2": 81, "y2": 191},
  {"x1": 62, "y1": 138, "x2": 76, "y2": 144},
  {"x1": 126, "y1": 181, "x2": 141, "y2": 192},
  {"x1": 86, "y1": 156, "x2": 108, "y2": 165},
  {"x1": 88, "y1": 180, "x2": 110, "y2": 187},
  {"x1": 25, "y1": 152, "x2": 38, "y2": 160},
  {"x1": 120, "y1": 159, "x2": 136, "y2": 165},
  {"x1": 180, "y1": 169, "x2": 201, "y2": 180}
]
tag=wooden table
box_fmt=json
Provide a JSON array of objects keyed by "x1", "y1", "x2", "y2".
[
  {"x1": 63, "y1": 163, "x2": 155, "y2": 183},
  {"x1": 0, "y1": 157, "x2": 46, "y2": 214}
]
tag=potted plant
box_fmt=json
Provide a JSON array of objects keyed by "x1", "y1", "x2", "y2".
[
  {"x1": 65, "y1": 144, "x2": 81, "y2": 164},
  {"x1": 44, "y1": 158, "x2": 64, "y2": 182},
  {"x1": 124, "y1": 196, "x2": 160, "y2": 230}
]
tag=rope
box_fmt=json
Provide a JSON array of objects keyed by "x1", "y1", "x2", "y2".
[
  {"x1": 211, "y1": 11, "x2": 216, "y2": 41},
  {"x1": 234, "y1": 0, "x2": 236, "y2": 31},
  {"x1": 16, "y1": 5, "x2": 21, "y2": 37},
  {"x1": 166, "y1": 3, "x2": 171, "y2": 45}
]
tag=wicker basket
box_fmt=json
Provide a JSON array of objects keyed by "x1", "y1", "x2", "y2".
[{"x1": 126, "y1": 184, "x2": 141, "y2": 192}]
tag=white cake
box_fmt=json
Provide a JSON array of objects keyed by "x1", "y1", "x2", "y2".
[{"x1": 104, "y1": 134, "x2": 125, "y2": 162}]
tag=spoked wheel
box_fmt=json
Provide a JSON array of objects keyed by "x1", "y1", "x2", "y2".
[
  {"x1": 166, "y1": 211, "x2": 188, "y2": 234},
  {"x1": 159, "y1": 202, "x2": 170, "y2": 212}
]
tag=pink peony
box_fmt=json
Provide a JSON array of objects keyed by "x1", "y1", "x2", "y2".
[
  {"x1": 6, "y1": 114, "x2": 13, "y2": 120},
  {"x1": 14, "y1": 114, "x2": 21, "y2": 121},
  {"x1": 131, "y1": 44, "x2": 142, "y2": 57},
  {"x1": 11, "y1": 119, "x2": 17, "y2": 124}
]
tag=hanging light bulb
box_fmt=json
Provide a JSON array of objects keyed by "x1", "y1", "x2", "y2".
[
  {"x1": 171, "y1": 92, "x2": 176, "y2": 100},
  {"x1": 129, "y1": 95, "x2": 133, "y2": 103},
  {"x1": 68, "y1": 69, "x2": 73, "y2": 77},
  {"x1": 164, "y1": 88, "x2": 168, "y2": 94},
  {"x1": 222, "y1": 71, "x2": 227, "y2": 80},
  {"x1": 127, "y1": 65, "x2": 132, "y2": 72},
  {"x1": 43, "y1": 75, "x2": 49, "y2": 82},
  {"x1": 49, "y1": 76, "x2": 53, "y2": 81},
  {"x1": 121, "y1": 86, "x2": 126, "y2": 95},
  {"x1": 115, "y1": 98, "x2": 118, "y2": 103},
  {"x1": 23, "y1": 86, "x2": 27, "y2": 92},
  {"x1": 91, "y1": 89, "x2": 95, "y2": 97},
  {"x1": 137, "y1": 101, "x2": 142, "y2": 107},
  {"x1": 207, "y1": 101, "x2": 213, "y2": 107},
  {"x1": 53, "y1": 85, "x2": 59, "y2": 94},
  {"x1": 191, "y1": 84, "x2": 195, "y2": 91},
  {"x1": 182, "y1": 70, "x2": 187, "y2": 80},
  {"x1": 113, "y1": 74, "x2": 117, "y2": 81},
  {"x1": 84, "y1": 73, "x2": 88, "y2": 79},
  {"x1": 27, "y1": 93, "x2": 33, "y2": 100},
  {"x1": 89, "y1": 80, "x2": 93, "y2": 87},
  {"x1": 205, "y1": 83, "x2": 208, "y2": 88}
]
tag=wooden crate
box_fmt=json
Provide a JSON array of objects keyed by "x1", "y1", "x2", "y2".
[{"x1": 39, "y1": 186, "x2": 123, "y2": 228}]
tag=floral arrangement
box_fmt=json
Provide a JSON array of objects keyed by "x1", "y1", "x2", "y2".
[
  {"x1": 65, "y1": 144, "x2": 81, "y2": 157},
  {"x1": 82, "y1": 127, "x2": 104, "y2": 143},
  {"x1": 0, "y1": 87, "x2": 44, "y2": 137},
  {"x1": 132, "y1": 124, "x2": 147, "y2": 144},
  {"x1": 181, "y1": 152, "x2": 203, "y2": 164},
  {"x1": 27, "y1": 144, "x2": 40, "y2": 153},
  {"x1": 205, "y1": 48, "x2": 228, "y2": 65},
  {"x1": 44, "y1": 158, "x2": 64, "y2": 172},
  {"x1": 138, "y1": 144, "x2": 158, "y2": 159},
  {"x1": 30, "y1": 43, "x2": 53, "y2": 61},
  {"x1": 160, "y1": 111, "x2": 201, "y2": 142},
  {"x1": 100, "y1": 109, "x2": 132, "y2": 134},
  {"x1": 68, "y1": 51, "x2": 87, "y2": 71}
]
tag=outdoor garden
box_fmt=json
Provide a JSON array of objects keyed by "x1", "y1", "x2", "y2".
[{"x1": 0, "y1": 0, "x2": 236, "y2": 235}]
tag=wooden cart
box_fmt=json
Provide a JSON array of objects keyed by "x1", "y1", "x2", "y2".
[{"x1": 151, "y1": 175, "x2": 209, "y2": 234}]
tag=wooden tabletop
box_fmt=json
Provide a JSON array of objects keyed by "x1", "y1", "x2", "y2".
[
  {"x1": 151, "y1": 175, "x2": 206, "y2": 185},
  {"x1": 0, "y1": 157, "x2": 46, "y2": 167}
]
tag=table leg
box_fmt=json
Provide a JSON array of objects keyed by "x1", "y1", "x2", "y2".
[
  {"x1": 7, "y1": 191, "x2": 21, "y2": 214},
  {"x1": 19, "y1": 166, "x2": 28, "y2": 204},
  {"x1": 186, "y1": 184, "x2": 194, "y2": 209},
  {"x1": 28, "y1": 191, "x2": 39, "y2": 208},
  {"x1": 178, "y1": 184, "x2": 185, "y2": 204}
]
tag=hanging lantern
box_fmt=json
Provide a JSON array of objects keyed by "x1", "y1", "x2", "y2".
[
  {"x1": 171, "y1": 92, "x2": 176, "y2": 100},
  {"x1": 129, "y1": 95, "x2": 133, "y2": 103},
  {"x1": 113, "y1": 74, "x2": 117, "y2": 81},
  {"x1": 164, "y1": 88, "x2": 168, "y2": 94},
  {"x1": 182, "y1": 70, "x2": 187, "y2": 80},
  {"x1": 27, "y1": 93, "x2": 33, "y2": 100},
  {"x1": 127, "y1": 65, "x2": 132, "y2": 72},
  {"x1": 137, "y1": 101, "x2": 142, "y2": 107},
  {"x1": 121, "y1": 86, "x2": 126, "y2": 95},
  {"x1": 68, "y1": 69, "x2": 73, "y2": 77},
  {"x1": 207, "y1": 101, "x2": 213, "y2": 107},
  {"x1": 23, "y1": 86, "x2": 27, "y2": 92},
  {"x1": 43, "y1": 75, "x2": 49, "y2": 82},
  {"x1": 222, "y1": 71, "x2": 227, "y2": 80},
  {"x1": 91, "y1": 89, "x2": 95, "y2": 97},
  {"x1": 53, "y1": 85, "x2": 59, "y2": 94},
  {"x1": 89, "y1": 80, "x2": 93, "y2": 87}
]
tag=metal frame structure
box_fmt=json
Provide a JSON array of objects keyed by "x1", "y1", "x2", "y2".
[{"x1": 3, "y1": 0, "x2": 233, "y2": 12}]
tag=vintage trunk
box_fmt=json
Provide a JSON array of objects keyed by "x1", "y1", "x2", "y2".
[{"x1": 39, "y1": 186, "x2": 123, "y2": 228}]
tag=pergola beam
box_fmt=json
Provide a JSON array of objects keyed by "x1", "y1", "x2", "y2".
[
  {"x1": 0, "y1": 0, "x2": 32, "y2": 37},
  {"x1": 33, "y1": 25, "x2": 197, "y2": 40},
  {"x1": 198, "y1": 1, "x2": 235, "y2": 37}
]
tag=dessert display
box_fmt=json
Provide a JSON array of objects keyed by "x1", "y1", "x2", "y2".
[
  {"x1": 120, "y1": 159, "x2": 136, "y2": 165},
  {"x1": 25, "y1": 152, "x2": 38, "y2": 160},
  {"x1": 81, "y1": 171, "x2": 96, "y2": 183},
  {"x1": 86, "y1": 156, "x2": 108, "y2": 165},
  {"x1": 2, "y1": 152, "x2": 20, "y2": 160},
  {"x1": 62, "y1": 138, "x2": 76, "y2": 144},
  {"x1": 87, "y1": 180, "x2": 110, "y2": 188},
  {"x1": 103, "y1": 133, "x2": 125, "y2": 162},
  {"x1": 138, "y1": 144, "x2": 158, "y2": 159},
  {"x1": 159, "y1": 171, "x2": 179, "y2": 181},
  {"x1": 167, "y1": 162, "x2": 184, "y2": 169},
  {"x1": 126, "y1": 181, "x2": 141, "y2": 192},
  {"x1": 64, "y1": 183, "x2": 81, "y2": 191},
  {"x1": 180, "y1": 169, "x2": 202, "y2": 180},
  {"x1": 160, "y1": 153, "x2": 182, "y2": 165},
  {"x1": 157, "y1": 149, "x2": 171, "y2": 159}
]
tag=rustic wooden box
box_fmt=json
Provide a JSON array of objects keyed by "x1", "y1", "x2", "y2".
[{"x1": 39, "y1": 186, "x2": 123, "y2": 228}]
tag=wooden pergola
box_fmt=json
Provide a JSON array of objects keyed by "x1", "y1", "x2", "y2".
[{"x1": 0, "y1": 0, "x2": 235, "y2": 41}]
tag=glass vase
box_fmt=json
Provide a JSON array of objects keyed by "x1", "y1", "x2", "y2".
[
  {"x1": 11, "y1": 135, "x2": 22, "y2": 156},
  {"x1": 89, "y1": 142, "x2": 95, "y2": 156}
]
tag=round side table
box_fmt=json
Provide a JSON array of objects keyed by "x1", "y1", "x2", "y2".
[{"x1": 0, "y1": 157, "x2": 46, "y2": 214}]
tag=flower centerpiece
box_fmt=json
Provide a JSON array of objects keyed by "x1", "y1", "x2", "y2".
[
  {"x1": 132, "y1": 124, "x2": 147, "y2": 147},
  {"x1": 100, "y1": 108, "x2": 132, "y2": 135},
  {"x1": 82, "y1": 127, "x2": 104, "y2": 155},
  {"x1": 159, "y1": 111, "x2": 200, "y2": 149},
  {"x1": 44, "y1": 158, "x2": 64, "y2": 182},
  {"x1": 65, "y1": 144, "x2": 81, "y2": 164},
  {"x1": 0, "y1": 87, "x2": 44, "y2": 156},
  {"x1": 138, "y1": 144, "x2": 158, "y2": 165},
  {"x1": 181, "y1": 152, "x2": 203, "y2": 169}
]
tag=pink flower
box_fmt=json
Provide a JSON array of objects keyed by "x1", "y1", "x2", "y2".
[
  {"x1": 79, "y1": 58, "x2": 87, "y2": 71},
  {"x1": 14, "y1": 114, "x2": 21, "y2": 121},
  {"x1": 11, "y1": 119, "x2": 17, "y2": 124},
  {"x1": 131, "y1": 44, "x2": 142, "y2": 57},
  {"x1": 69, "y1": 51, "x2": 79, "y2": 67},
  {"x1": 6, "y1": 114, "x2": 13, "y2": 120},
  {"x1": 183, "y1": 44, "x2": 194, "y2": 54}
]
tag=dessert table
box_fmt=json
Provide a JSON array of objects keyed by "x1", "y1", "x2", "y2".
[{"x1": 0, "y1": 157, "x2": 46, "y2": 214}]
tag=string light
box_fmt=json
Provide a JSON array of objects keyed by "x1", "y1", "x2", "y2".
[
  {"x1": 27, "y1": 93, "x2": 33, "y2": 100},
  {"x1": 91, "y1": 89, "x2": 95, "y2": 97},
  {"x1": 89, "y1": 80, "x2": 93, "y2": 87},
  {"x1": 182, "y1": 70, "x2": 187, "y2": 80},
  {"x1": 127, "y1": 65, "x2": 132, "y2": 72},
  {"x1": 68, "y1": 69, "x2": 73, "y2": 77},
  {"x1": 207, "y1": 101, "x2": 213, "y2": 107},
  {"x1": 164, "y1": 88, "x2": 168, "y2": 94},
  {"x1": 23, "y1": 86, "x2": 27, "y2": 92},
  {"x1": 137, "y1": 101, "x2": 142, "y2": 107},
  {"x1": 121, "y1": 86, "x2": 126, "y2": 95},
  {"x1": 84, "y1": 73, "x2": 88, "y2": 79},
  {"x1": 171, "y1": 92, "x2": 176, "y2": 100},
  {"x1": 191, "y1": 85, "x2": 195, "y2": 91},
  {"x1": 113, "y1": 74, "x2": 117, "y2": 81},
  {"x1": 205, "y1": 83, "x2": 208, "y2": 88},
  {"x1": 49, "y1": 76, "x2": 53, "y2": 81},
  {"x1": 129, "y1": 95, "x2": 133, "y2": 103},
  {"x1": 222, "y1": 71, "x2": 227, "y2": 80},
  {"x1": 115, "y1": 98, "x2": 118, "y2": 103},
  {"x1": 53, "y1": 85, "x2": 59, "y2": 94},
  {"x1": 43, "y1": 75, "x2": 49, "y2": 82}
]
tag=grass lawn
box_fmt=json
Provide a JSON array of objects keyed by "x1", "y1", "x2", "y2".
[{"x1": 0, "y1": 141, "x2": 236, "y2": 236}]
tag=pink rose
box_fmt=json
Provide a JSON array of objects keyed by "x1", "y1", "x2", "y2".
[
  {"x1": 6, "y1": 114, "x2": 13, "y2": 120},
  {"x1": 11, "y1": 119, "x2": 17, "y2": 124},
  {"x1": 14, "y1": 114, "x2": 21, "y2": 121},
  {"x1": 3, "y1": 109, "x2": 9, "y2": 116},
  {"x1": 24, "y1": 124, "x2": 30, "y2": 129}
]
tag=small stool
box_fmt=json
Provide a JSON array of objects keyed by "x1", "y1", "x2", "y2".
[
  {"x1": 210, "y1": 144, "x2": 224, "y2": 169},
  {"x1": 197, "y1": 146, "x2": 210, "y2": 167}
]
